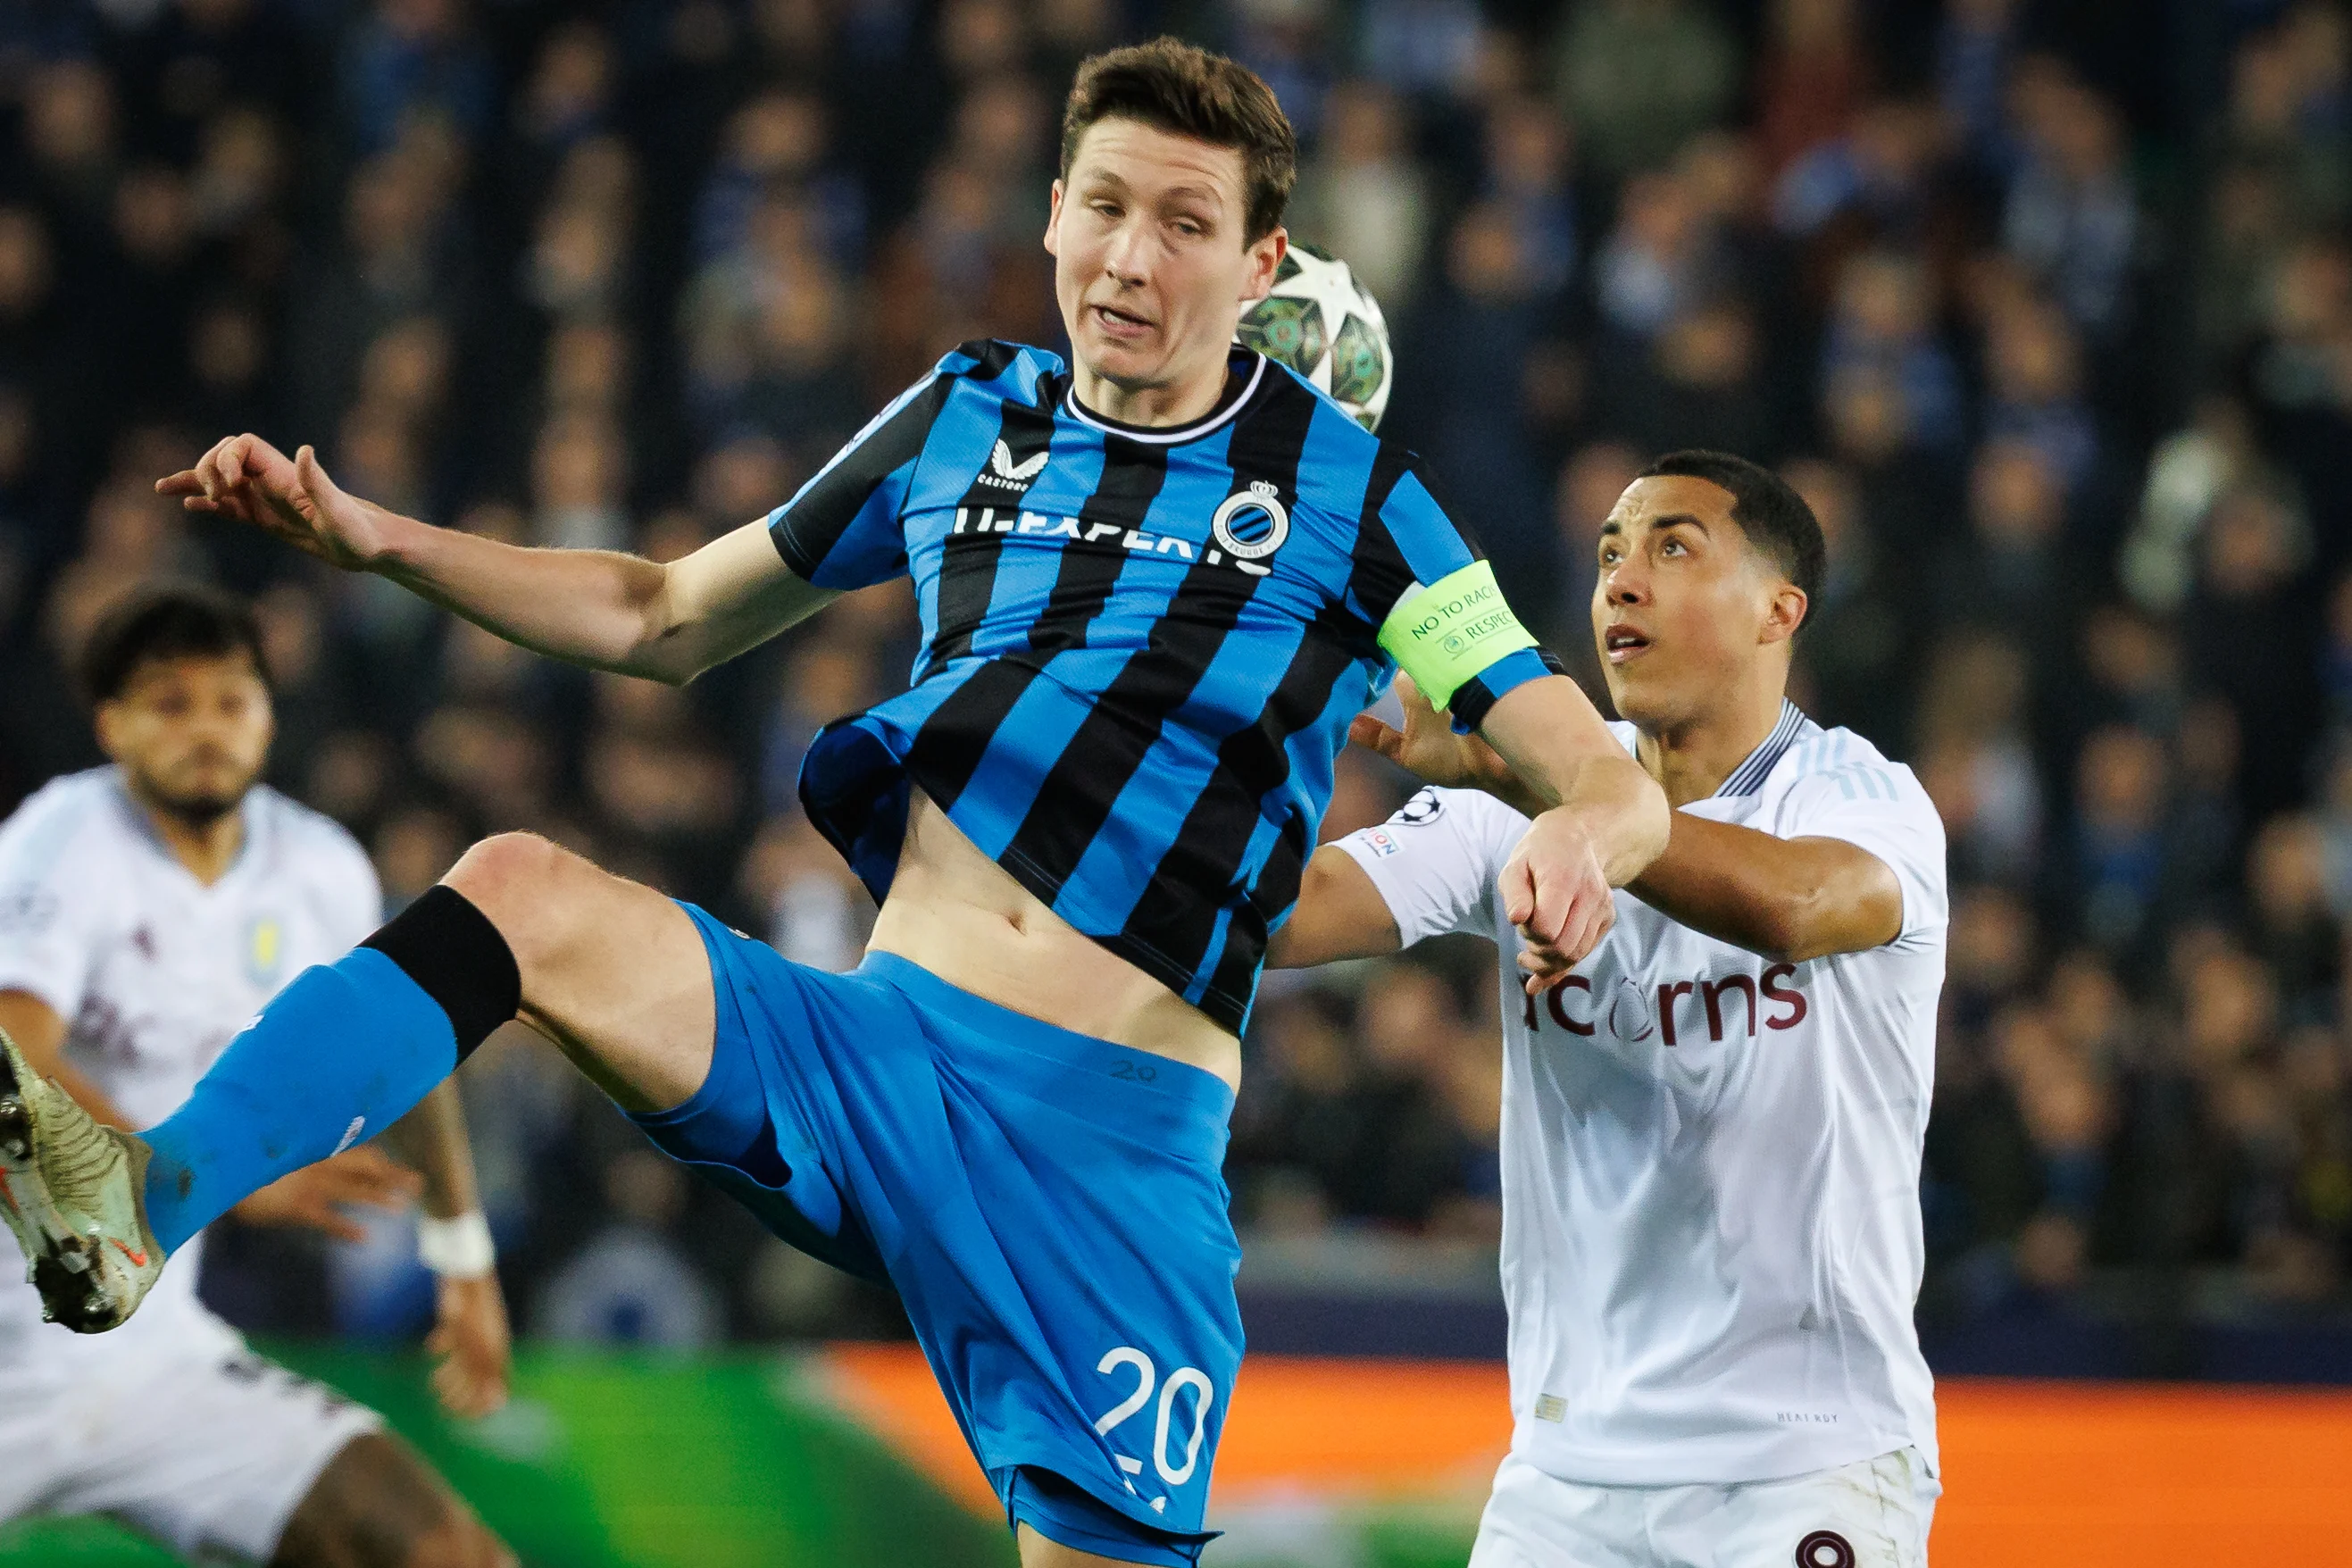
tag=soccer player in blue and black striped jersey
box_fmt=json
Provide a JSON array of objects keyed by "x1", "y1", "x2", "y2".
[{"x1": 13, "y1": 37, "x2": 1669, "y2": 1568}]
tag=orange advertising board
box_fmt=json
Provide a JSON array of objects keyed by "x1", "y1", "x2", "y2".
[{"x1": 820, "y1": 1346, "x2": 2352, "y2": 1565}]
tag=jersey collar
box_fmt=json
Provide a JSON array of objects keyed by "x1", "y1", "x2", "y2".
[
  {"x1": 1060, "y1": 351, "x2": 1268, "y2": 445},
  {"x1": 1714, "y1": 700, "x2": 1816, "y2": 798},
  {"x1": 106, "y1": 767, "x2": 263, "y2": 885}
]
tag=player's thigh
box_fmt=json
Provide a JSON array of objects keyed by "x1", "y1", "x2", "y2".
[
  {"x1": 441, "y1": 831, "x2": 713, "y2": 1113},
  {"x1": 272, "y1": 1432, "x2": 512, "y2": 1568},
  {"x1": 42, "y1": 1350, "x2": 380, "y2": 1564},
  {"x1": 1467, "y1": 1454, "x2": 1644, "y2": 1568},
  {"x1": 1017, "y1": 1522, "x2": 1160, "y2": 1568},
  {"x1": 1676, "y1": 1449, "x2": 1934, "y2": 1568}
]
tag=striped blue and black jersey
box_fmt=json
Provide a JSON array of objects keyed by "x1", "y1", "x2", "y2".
[{"x1": 773, "y1": 339, "x2": 1560, "y2": 1031}]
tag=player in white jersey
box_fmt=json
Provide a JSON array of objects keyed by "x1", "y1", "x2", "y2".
[
  {"x1": 1273, "y1": 452, "x2": 1947, "y2": 1568},
  {"x1": 0, "y1": 586, "x2": 514, "y2": 1566}
]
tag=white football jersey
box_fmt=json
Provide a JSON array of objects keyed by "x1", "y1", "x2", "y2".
[
  {"x1": 1336, "y1": 704, "x2": 1947, "y2": 1486},
  {"x1": 0, "y1": 768, "x2": 379, "y2": 1380}
]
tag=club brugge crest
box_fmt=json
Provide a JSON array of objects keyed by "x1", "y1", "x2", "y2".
[{"x1": 1211, "y1": 480, "x2": 1290, "y2": 561}]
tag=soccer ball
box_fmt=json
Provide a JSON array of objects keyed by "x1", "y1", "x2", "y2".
[{"x1": 1237, "y1": 242, "x2": 1394, "y2": 431}]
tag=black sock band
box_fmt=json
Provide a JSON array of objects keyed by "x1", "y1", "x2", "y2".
[{"x1": 361, "y1": 886, "x2": 521, "y2": 1063}]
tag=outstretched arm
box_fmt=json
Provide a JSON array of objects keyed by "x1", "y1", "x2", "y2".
[
  {"x1": 159, "y1": 436, "x2": 832, "y2": 685},
  {"x1": 378, "y1": 1080, "x2": 511, "y2": 1419}
]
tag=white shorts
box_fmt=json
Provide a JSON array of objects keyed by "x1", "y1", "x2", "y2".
[
  {"x1": 0, "y1": 1347, "x2": 382, "y2": 1564},
  {"x1": 1470, "y1": 1447, "x2": 1939, "y2": 1568}
]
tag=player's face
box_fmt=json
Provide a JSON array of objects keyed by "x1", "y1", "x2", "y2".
[
  {"x1": 1590, "y1": 475, "x2": 1804, "y2": 728},
  {"x1": 96, "y1": 653, "x2": 274, "y2": 827},
  {"x1": 1046, "y1": 119, "x2": 1285, "y2": 402}
]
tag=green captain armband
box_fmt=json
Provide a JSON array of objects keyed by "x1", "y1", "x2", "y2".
[{"x1": 1377, "y1": 561, "x2": 1539, "y2": 713}]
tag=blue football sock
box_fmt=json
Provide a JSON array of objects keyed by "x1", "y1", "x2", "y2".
[{"x1": 140, "y1": 950, "x2": 459, "y2": 1253}]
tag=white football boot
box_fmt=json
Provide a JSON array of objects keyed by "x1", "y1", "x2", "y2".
[{"x1": 0, "y1": 1028, "x2": 163, "y2": 1331}]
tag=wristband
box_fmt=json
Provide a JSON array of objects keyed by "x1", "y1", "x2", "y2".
[
  {"x1": 1377, "y1": 561, "x2": 1539, "y2": 713},
  {"x1": 417, "y1": 1211, "x2": 496, "y2": 1279}
]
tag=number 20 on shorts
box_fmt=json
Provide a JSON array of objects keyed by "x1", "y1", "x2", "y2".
[{"x1": 1092, "y1": 1346, "x2": 1216, "y2": 1509}]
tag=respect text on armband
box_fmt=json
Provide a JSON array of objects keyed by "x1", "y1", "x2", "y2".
[{"x1": 1379, "y1": 563, "x2": 1539, "y2": 710}]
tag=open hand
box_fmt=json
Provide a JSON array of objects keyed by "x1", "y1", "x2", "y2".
[
  {"x1": 1502, "y1": 807, "x2": 1617, "y2": 993},
  {"x1": 1348, "y1": 675, "x2": 1526, "y2": 803},
  {"x1": 229, "y1": 1147, "x2": 422, "y2": 1243},
  {"x1": 156, "y1": 436, "x2": 394, "y2": 571},
  {"x1": 425, "y1": 1272, "x2": 512, "y2": 1419}
]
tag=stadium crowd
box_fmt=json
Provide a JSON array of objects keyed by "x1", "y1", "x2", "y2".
[{"x1": 1, "y1": 0, "x2": 2348, "y2": 1347}]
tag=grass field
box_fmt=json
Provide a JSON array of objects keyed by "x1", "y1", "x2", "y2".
[{"x1": 6, "y1": 1347, "x2": 2351, "y2": 1567}]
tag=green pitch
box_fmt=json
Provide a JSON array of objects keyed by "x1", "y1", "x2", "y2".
[
  {"x1": 0, "y1": 1346, "x2": 1476, "y2": 1567},
  {"x1": 0, "y1": 1344, "x2": 1009, "y2": 1568}
]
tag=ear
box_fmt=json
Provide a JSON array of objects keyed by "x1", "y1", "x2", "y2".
[
  {"x1": 1240, "y1": 226, "x2": 1287, "y2": 305},
  {"x1": 1758, "y1": 582, "x2": 1808, "y2": 647},
  {"x1": 1043, "y1": 179, "x2": 1064, "y2": 257},
  {"x1": 93, "y1": 700, "x2": 126, "y2": 763}
]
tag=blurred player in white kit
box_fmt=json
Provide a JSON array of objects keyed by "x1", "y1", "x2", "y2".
[
  {"x1": 0, "y1": 584, "x2": 513, "y2": 1566},
  {"x1": 1275, "y1": 451, "x2": 1947, "y2": 1568}
]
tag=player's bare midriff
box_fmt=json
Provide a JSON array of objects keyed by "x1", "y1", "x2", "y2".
[{"x1": 868, "y1": 789, "x2": 1244, "y2": 1091}]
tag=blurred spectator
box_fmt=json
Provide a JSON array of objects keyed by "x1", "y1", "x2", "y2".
[
  {"x1": 1394, "y1": 201, "x2": 1560, "y2": 575},
  {"x1": 744, "y1": 810, "x2": 874, "y2": 971},
  {"x1": 1916, "y1": 634, "x2": 2043, "y2": 889},
  {"x1": 1981, "y1": 295, "x2": 2100, "y2": 495},
  {"x1": 1933, "y1": 438, "x2": 2076, "y2": 638},
  {"x1": 2070, "y1": 723, "x2": 2175, "y2": 957},
  {"x1": 1356, "y1": 0, "x2": 1481, "y2": 98},
  {"x1": 1595, "y1": 170, "x2": 1715, "y2": 343},
  {"x1": 340, "y1": 0, "x2": 496, "y2": 158},
  {"x1": 1755, "y1": 0, "x2": 1868, "y2": 177},
  {"x1": 1821, "y1": 250, "x2": 1964, "y2": 453},
  {"x1": 2004, "y1": 76, "x2": 2140, "y2": 335},
  {"x1": 0, "y1": 0, "x2": 2339, "y2": 1344},
  {"x1": 1289, "y1": 80, "x2": 1430, "y2": 307},
  {"x1": 1481, "y1": 96, "x2": 1577, "y2": 295},
  {"x1": 1608, "y1": 295, "x2": 1775, "y2": 458},
  {"x1": 1938, "y1": 0, "x2": 2018, "y2": 171},
  {"x1": 2122, "y1": 395, "x2": 2260, "y2": 614},
  {"x1": 696, "y1": 90, "x2": 865, "y2": 271},
  {"x1": 1772, "y1": 97, "x2": 1944, "y2": 245},
  {"x1": 2248, "y1": 813, "x2": 2342, "y2": 1013},
  {"x1": 1782, "y1": 455, "x2": 1912, "y2": 745},
  {"x1": 1553, "y1": 0, "x2": 1739, "y2": 179},
  {"x1": 531, "y1": 411, "x2": 629, "y2": 551},
  {"x1": 2186, "y1": 481, "x2": 2318, "y2": 818},
  {"x1": 538, "y1": 1148, "x2": 722, "y2": 1348}
]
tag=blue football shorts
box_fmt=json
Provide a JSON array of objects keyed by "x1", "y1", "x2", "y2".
[{"x1": 630, "y1": 903, "x2": 1245, "y2": 1565}]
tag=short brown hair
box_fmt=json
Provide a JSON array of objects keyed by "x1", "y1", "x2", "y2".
[
  {"x1": 1059, "y1": 38, "x2": 1297, "y2": 245},
  {"x1": 80, "y1": 582, "x2": 268, "y2": 705}
]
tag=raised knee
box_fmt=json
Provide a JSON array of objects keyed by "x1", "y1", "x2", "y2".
[{"x1": 446, "y1": 831, "x2": 566, "y2": 912}]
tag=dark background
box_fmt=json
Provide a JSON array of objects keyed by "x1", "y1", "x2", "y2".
[{"x1": 1, "y1": 0, "x2": 2348, "y2": 1370}]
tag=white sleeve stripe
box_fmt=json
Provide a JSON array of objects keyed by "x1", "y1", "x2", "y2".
[{"x1": 1828, "y1": 764, "x2": 1903, "y2": 802}]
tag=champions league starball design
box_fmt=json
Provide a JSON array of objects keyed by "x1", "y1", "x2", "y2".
[{"x1": 1236, "y1": 242, "x2": 1395, "y2": 431}]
